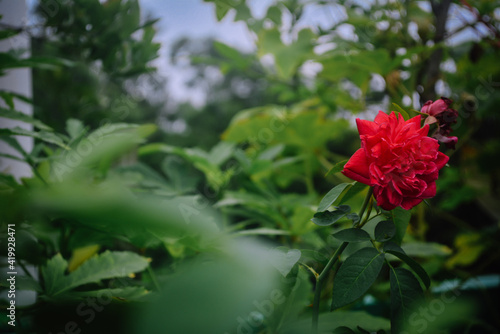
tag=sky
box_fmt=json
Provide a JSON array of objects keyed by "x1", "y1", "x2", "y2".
[
  {"x1": 139, "y1": 0, "x2": 270, "y2": 106},
  {"x1": 139, "y1": 0, "x2": 348, "y2": 107}
]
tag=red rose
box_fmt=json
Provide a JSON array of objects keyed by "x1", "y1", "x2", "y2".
[{"x1": 342, "y1": 111, "x2": 449, "y2": 210}]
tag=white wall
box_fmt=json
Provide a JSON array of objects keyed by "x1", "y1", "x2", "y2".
[{"x1": 0, "y1": 0, "x2": 34, "y2": 180}]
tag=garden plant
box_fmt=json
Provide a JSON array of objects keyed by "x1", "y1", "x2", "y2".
[{"x1": 1, "y1": 0, "x2": 499, "y2": 333}]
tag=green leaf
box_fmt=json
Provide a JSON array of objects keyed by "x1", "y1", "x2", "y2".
[
  {"x1": 312, "y1": 206, "x2": 350, "y2": 226},
  {"x1": 384, "y1": 245, "x2": 431, "y2": 290},
  {"x1": 0, "y1": 173, "x2": 21, "y2": 190},
  {"x1": 0, "y1": 127, "x2": 69, "y2": 149},
  {"x1": 0, "y1": 136, "x2": 27, "y2": 158},
  {"x1": 389, "y1": 267, "x2": 423, "y2": 333},
  {"x1": 374, "y1": 220, "x2": 396, "y2": 242},
  {"x1": 208, "y1": 141, "x2": 235, "y2": 166},
  {"x1": 234, "y1": 228, "x2": 291, "y2": 236},
  {"x1": 16, "y1": 275, "x2": 42, "y2": 292},
  {"x1": 266, "y1": 5, "x2": 282, "y2": 26},
  {"x1": 402, "y1": 242, "x2": 452, "y2": 258},
  {"x1": 333, "y1": 228, "x2": 371, "y2": 243},
  {"x1": 43, "y1": 251, "x2": 149, "y2": 297},
  {"x1": 0, "y1": 152, "x2": 25, "y2": 162},
  {"x1": 392, "y1": 103, "x2": 410, "y2": 120},
  {"x1": 213, "y1": 41, "x2": 249, "y2": 70},
  {"x1": 318, "y1": 183, "x2": 353, "y2": 212},
  {"x1": 257, "y1": 28, "x2": 315, "y2": 79},
  {"x1": 0, "y1": 107, "x2": 53, "y2": 131},
  {"x1": 136, "y1": 241, "x2": 278, "y2": 334},
  {"x1": 257, "y1": 143, "x2": 284, "y2": 161},
  {"x1": 389, "y1": 207, "x2": 411, "y2": 245},
  {"x1": 0, "y1": 91, "x2": 14, "y2": 108},
  {"x1": 332, "y1": 326, "x2": 357, "y2": 334},
  {"x1": 340, "y1": 181, "x2": 369, "y2": 204},
  {"x1": 332, "y1": 247, "x2": 385, "y2": 310},
  {"x1": 0, "y1": 29, "x2": 20, "y2": 40},
  {"x1": 325, "y1": 159, "x2": 349, "y2": 177},
  {"x1": 41, "y1": 254, "x2": 68, "y2": 296},
  {"x1": 203, "y1": 0, "x2": 232, "y2": 21},
  {"x1": 66, "y1": 118, "x2": 86, "y2": 139},
  {"x1": 139, "y1": 143, "x2": 228, "y2": 189},
  {"x1": 71, "y1": 286, "x2": 149, "y2": 301},
  {"x1": 268, "y1": 247, "x2": 301, "y2": 277},
  {"x1": 346, "y1": 213, "x2": 360, "y2": 224}
]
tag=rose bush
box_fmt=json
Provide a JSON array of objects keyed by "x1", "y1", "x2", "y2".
[
  {"x1": 421, "y1": 97, "x2": 458, "y2": 149},
  {"x1": 342, "y1": 111, "x2": 449, "y2": 210}
]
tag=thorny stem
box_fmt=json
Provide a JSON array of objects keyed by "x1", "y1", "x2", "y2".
[{"x1": 312, "y1": 187, "x2": 374, "y2": 333}]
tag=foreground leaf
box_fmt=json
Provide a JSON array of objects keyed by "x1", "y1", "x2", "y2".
[
  {"x1": 318, "y1": 183, "x2": 353, "y2": 212},
  {"x1": 332, "y1": 247, "x2": 385, "y2": 310},
  {"x1": 389, "y1": 207, "x2": 411, "y2": 245},
  {"x1": 390, "y1": 267, "x2": 423, "y2": 333},
  {"x1": 333, "y1": 228, "x2": 371, "y2": 243},
  {"x1": 374, "y1": 220, "x2": 396, "y2": 242},
  {"x1": 384, "y1": 243, "x2": 430, "y2": 289},
  {"x1": 312, "y1": 206, "x2": 350, "y2": 226}
]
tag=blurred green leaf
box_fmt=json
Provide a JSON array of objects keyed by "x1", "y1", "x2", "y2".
[
  {"x1": 42, "y1": 251, "x2": 149, "y2": 297},
  {"x1": 268, "y1": 247, "x2": 301, "y2": 277},
  {"x1": 71, "y1": 287, "x2": 149, "y2": 301},
  {"x1": 257, "y1": 28, "x2": 315, "y2": 79},
  {"x1": 0, "y1": 127, "x2": 68, "y2": 149},
  {"x1": 65, "y1": 118, "x2": 85, "y2": 139},
  {"x1": 402, "y1": 242, "x2": 452, "y2": 258},
  {"x1": 0, "y1": 107, "x2": 53, "y2": 131},
  {"x1": 134, "y1": 240, "x2": 279, "y2": 334}
]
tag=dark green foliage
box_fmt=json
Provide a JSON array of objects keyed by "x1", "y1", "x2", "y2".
[{"x1": 1, "y1": 0, "x2": 499, "y2": 333}]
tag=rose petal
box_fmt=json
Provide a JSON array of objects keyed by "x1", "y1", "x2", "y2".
[
  {"x1": 420, "y1": 182, "x2": 436, "y2": 198},
  {"x1": 374, "y1": 186, "x2": 399, "y2": 211},
  {"x1": 434, "y1": 151, "x2": 449, "y2": 169},
  {"x1": 356, "y1": 119, "x2": 378, "y2": 136},
  {"x1": 341, "y1": 149, "x2": 372, "y2": 185},
  {"x1": 374, "y1": 111, "x2": 390, "y2": 125},
  {"x1": 401, "y1": 197, "x2": 423, "y2": 210}
]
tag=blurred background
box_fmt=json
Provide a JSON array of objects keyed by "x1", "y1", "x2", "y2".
[{"x1": 1, "y1": 0, "x2": 499, "y2": 333}]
